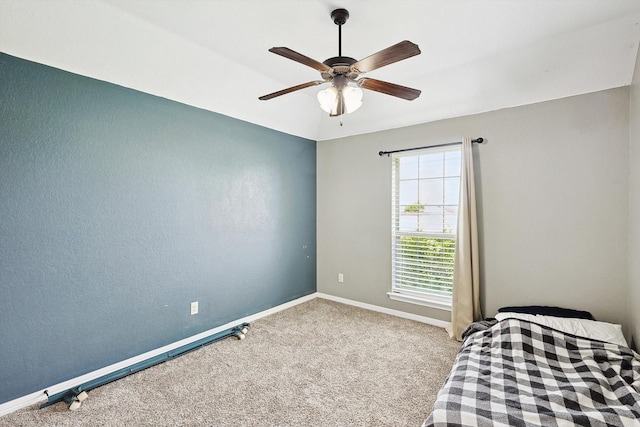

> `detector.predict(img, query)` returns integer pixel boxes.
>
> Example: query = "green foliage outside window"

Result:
[403,203,424,213]
[397,235,455,294]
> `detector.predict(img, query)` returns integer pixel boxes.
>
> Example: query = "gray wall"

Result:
[318,88,629,326]
[0,53,316,404]
[629,45,640,350]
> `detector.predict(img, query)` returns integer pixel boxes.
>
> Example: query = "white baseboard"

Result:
[1,291,448,417]
[0,391,49,419]
[316,293,452,329]
[0,293,316,417]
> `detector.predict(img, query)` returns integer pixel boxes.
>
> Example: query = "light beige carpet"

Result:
[1,298,460,426]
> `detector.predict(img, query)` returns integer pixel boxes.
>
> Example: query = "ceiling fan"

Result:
[259,8,421,118]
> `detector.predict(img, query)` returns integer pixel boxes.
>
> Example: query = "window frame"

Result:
[388,146,461,311]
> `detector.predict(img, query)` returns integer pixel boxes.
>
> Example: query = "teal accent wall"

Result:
[0,53,316,404]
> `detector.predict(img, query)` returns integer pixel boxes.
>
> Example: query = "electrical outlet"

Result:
[190,301,199,315]
[338,273,344,283]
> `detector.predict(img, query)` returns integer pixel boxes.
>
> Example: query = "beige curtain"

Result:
[447,137,482,341]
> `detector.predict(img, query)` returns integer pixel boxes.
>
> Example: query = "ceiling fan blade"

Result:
[269,47,331,72]
[259,81,325,100]
[352,41,421,74]
[359,78,421,100]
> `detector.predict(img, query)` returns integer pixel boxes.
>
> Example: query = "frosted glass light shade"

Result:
[343,85,363,113]
[317,83,363,115]
[317,86,339,113]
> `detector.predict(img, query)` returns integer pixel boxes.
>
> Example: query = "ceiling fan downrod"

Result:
[331,8,349,57]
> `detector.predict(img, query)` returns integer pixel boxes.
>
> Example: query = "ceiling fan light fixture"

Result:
[317,83,363,115]
[342,84,364,114]
[317,86,338,113]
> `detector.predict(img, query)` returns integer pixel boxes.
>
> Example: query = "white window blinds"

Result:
[391,146,461,307]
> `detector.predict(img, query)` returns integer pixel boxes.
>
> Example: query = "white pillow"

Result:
[495,312,628,347]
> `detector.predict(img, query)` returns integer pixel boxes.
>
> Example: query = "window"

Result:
[388,146,461,310]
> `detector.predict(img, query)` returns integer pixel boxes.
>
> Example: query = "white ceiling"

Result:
[1,0,640,141]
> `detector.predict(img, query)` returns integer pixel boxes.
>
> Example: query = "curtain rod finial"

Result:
[473,137,484,143]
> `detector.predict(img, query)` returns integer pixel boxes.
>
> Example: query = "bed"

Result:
[423,308,640,427]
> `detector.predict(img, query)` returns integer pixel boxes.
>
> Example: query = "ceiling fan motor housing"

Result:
[321,56,358,80]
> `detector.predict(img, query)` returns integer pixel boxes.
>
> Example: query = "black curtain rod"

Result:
[378,137,484,157]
